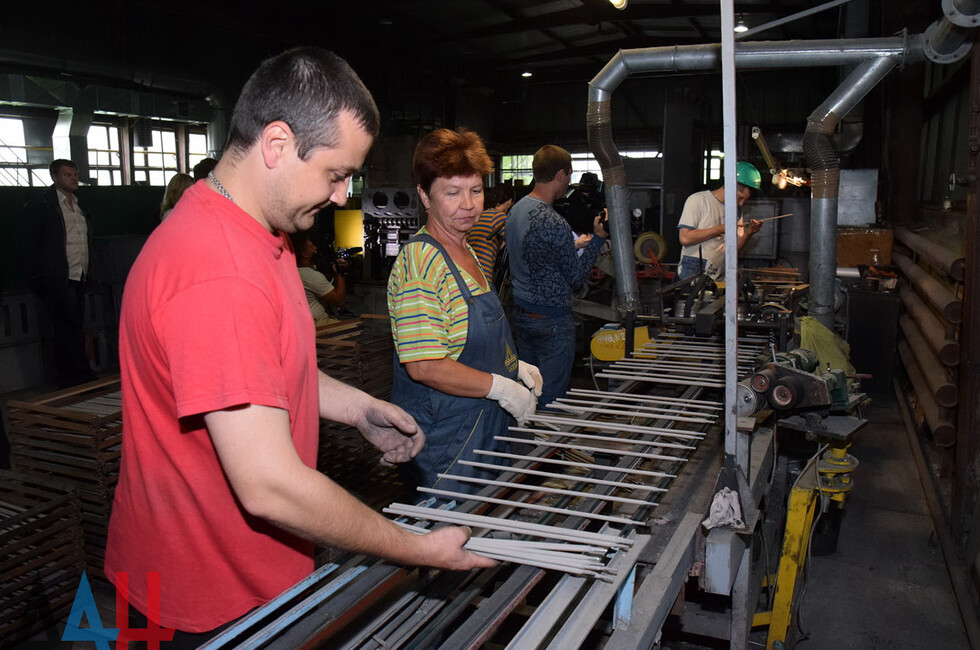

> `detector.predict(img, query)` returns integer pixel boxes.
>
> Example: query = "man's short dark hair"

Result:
[192,158,218,180]
[532,145,571,183]
[225,47,380,161]
[49,159,77,177]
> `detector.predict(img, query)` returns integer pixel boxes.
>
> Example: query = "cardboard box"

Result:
[836,227,893,266]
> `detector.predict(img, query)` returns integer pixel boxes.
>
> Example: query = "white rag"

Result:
[702,487,745,530]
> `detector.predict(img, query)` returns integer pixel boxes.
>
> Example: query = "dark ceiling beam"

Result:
[479,0,586,59]
[451,2,807,41]
[671,0,712,42]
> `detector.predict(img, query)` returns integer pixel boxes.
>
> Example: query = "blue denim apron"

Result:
[392,233,520,496]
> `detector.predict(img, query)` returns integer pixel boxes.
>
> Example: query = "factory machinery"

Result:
[199,328,866,650]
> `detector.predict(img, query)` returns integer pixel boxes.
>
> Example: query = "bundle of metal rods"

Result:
[597,334,769,386]
[395,521,616,580]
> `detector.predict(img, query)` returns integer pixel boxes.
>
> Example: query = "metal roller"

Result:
[737,379,763,417]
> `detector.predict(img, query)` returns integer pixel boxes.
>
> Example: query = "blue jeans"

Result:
[679,255,706,280]
[511,308,575,410]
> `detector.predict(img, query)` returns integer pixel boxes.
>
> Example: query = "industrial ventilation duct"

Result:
[587,7,978,333]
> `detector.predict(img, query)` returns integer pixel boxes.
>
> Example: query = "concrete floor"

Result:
[784,399,971,649]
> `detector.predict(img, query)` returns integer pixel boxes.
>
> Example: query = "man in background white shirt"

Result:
[21,159,95,387]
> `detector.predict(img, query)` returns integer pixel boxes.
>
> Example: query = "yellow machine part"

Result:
[334,209,364,250]
[590,326,653,361]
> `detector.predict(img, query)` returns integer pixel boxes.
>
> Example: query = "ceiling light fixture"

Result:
[734,16,749,33]
[522,71,533,78]
[609,0,628,10]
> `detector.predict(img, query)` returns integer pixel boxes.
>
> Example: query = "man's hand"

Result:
[353,399,425,466]
[744,219,762,236]
[574,233,593,249]
[593,211,609,239]
[517,360,544,397]
[416,526,497,571]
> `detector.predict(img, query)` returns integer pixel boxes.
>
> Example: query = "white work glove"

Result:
[517,360,544,397]
[486,373,537,425]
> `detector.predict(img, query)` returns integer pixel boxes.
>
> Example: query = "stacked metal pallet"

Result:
[6,378,122,578]
[315,315,394,400]
[0,471,85,645]
[314,315,397,483]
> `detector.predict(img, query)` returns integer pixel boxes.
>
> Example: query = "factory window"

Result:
[0,117,47,186]
[704,149,725,184]
[500,155,533,186]
[133,127,179,186]
[87,123,123,186]
[503,150,661,188]
[187,130,209,170]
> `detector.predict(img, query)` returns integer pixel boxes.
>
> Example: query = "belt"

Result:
[515,305,547,319]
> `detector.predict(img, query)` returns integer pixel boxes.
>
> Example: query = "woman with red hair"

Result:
[387,128,542,496]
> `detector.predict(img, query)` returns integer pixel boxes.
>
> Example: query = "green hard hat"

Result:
[736,161,762,190]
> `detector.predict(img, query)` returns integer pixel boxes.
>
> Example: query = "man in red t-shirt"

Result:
[104,47,493,643]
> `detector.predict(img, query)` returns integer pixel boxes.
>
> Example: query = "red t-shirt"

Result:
[104,182,319,632]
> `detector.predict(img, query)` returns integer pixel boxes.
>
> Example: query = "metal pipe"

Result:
[805,56,899,329]
[942,0,980,27]
[586,35,916,329]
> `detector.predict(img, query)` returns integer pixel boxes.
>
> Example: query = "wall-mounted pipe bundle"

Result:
[898,341,956,446]
[894,253,962,323]
[898,315,958,407]
[898,285,961,366]
[895,228,965,281]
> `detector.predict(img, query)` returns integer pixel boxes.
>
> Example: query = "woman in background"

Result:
[159,173,195,221]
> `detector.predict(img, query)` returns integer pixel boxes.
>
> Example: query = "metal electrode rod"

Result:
[596,371,725,388]
[474,450,678,479]
[526,413,706,439]
[494,435,687,463]
[566,388,722,409]
[549,401,715,424]
[458,460,669,493]
[509,426,697,451]
[383,503,632,548]
[435,473,654,507]
[415,487,638,526]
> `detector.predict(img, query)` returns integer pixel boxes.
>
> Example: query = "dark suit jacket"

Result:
[20,186,94,289]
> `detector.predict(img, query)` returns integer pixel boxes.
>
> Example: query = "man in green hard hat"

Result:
[677,160,763,280]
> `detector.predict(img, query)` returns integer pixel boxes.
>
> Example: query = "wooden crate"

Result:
[0,471,85,646]
[315,315,393,400]
[6,377,122,578]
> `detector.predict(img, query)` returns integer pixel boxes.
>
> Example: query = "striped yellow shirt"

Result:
[387,227,489,362]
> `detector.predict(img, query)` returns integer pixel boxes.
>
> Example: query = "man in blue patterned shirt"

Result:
[506,145,607,409]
